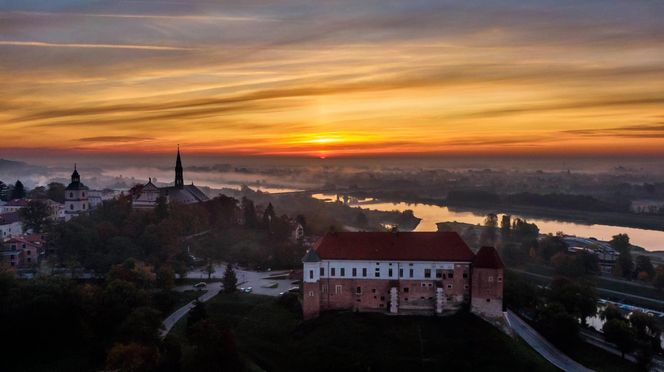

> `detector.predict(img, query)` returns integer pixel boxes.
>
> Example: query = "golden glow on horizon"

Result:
[1,3,664,157]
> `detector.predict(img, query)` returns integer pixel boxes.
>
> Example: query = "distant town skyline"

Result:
[2,1,664,157]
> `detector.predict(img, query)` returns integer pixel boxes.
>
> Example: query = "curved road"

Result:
[507,310,592,372]
[160,282,223,338]
[161,266,294,338]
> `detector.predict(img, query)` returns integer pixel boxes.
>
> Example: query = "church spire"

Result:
[175,145,184,189]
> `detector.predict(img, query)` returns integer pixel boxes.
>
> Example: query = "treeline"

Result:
[447,190,631,213]
[0,259,192,371]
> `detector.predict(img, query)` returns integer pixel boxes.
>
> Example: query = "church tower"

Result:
[64,164,89,221]
[175,146,184,189]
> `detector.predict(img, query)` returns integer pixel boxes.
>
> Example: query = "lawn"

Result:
[173,293,557,372]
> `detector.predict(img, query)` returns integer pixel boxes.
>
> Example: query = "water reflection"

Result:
[311,193,664,252]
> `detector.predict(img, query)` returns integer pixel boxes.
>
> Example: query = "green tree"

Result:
[20,199,52,233]
[28,186,47,199]
[603,319,636,358]
[654,265,664,291]
[47,182,66,203]
[538,235,568,261]
[11,180,25,199]
[241,197,258,228]
[634,255,655,281]
[548,277,598,325]
[600,304,624,322]
[222,263,238,293]
[537,301,580,347]
[119,306,163,344]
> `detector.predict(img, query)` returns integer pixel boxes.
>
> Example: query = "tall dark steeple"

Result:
[71,163,80,184]
[175,145,184,189]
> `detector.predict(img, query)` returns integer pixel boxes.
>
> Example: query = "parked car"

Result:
[280,287,300,296]
[193,282,207,289]
[243,287,253,293]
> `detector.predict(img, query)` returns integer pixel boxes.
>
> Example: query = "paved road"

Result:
[162,266,297,338]
[161,282,223,338]
[506,310,592,372]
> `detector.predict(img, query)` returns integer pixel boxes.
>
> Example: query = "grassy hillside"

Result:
[171,293,556,372]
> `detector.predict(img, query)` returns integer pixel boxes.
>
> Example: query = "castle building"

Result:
[64,165,89,221]
[132,147,209,209]
[302,231,503,320]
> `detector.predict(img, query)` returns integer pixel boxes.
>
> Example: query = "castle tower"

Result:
[64,164,89,221]
[302,249,322,320]
[471,246,504,318]
[175,146,184,189]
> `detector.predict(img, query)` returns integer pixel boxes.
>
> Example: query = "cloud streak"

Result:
[0,40,194,51]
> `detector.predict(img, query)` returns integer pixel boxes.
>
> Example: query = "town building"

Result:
[132,147,209,209]
[302,231,503,320]
[0,198,30,214]
[0,212,23,238]
[0,234,45,268]
[64,165,90,221]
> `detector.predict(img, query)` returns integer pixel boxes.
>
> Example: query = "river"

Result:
[311,193,664,252]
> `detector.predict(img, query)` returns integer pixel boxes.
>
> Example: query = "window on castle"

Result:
[424,269,431,278]
[409,269,414,278]
[388,268,393,277]
[448,272,454,279]
[362,268,367,277]
[399,268,403,277]
[331,268,336,277]
[309,291,314,297]
[463,273,468,279]
[356,286,362,294]
[69,192,73,198]
[335,285,342,294]
[70,204,73,210]
[309,270,313,279]
[340,268,345,277]
[497,276,503,282]
[447,284,452,289]
[374,268,380,277]
[320,267,324,276]
[436,270,443,278]
[322,285,328,293]
[488,276,494,282]
[352,268,357,277]
[403,287,409,293]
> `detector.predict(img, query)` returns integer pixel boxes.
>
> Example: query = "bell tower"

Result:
[174,145,184,189]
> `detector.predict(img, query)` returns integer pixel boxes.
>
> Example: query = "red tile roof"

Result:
[473,246,504,269]
[314,231,474,262]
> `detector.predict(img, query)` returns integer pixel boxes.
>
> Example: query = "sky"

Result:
[1,0,664,158]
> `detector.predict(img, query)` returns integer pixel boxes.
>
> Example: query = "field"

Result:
[170,293,556,372]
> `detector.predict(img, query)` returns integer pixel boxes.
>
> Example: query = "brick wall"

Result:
[470,268,503,318]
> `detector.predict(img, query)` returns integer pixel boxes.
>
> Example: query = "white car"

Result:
[193,282,207,289]
[243,287,253,293]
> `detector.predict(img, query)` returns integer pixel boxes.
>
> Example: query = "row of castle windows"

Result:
[311,267,468,280]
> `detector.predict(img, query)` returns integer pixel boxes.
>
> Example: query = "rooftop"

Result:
[473,246,504,269]
[312,231,475,262]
